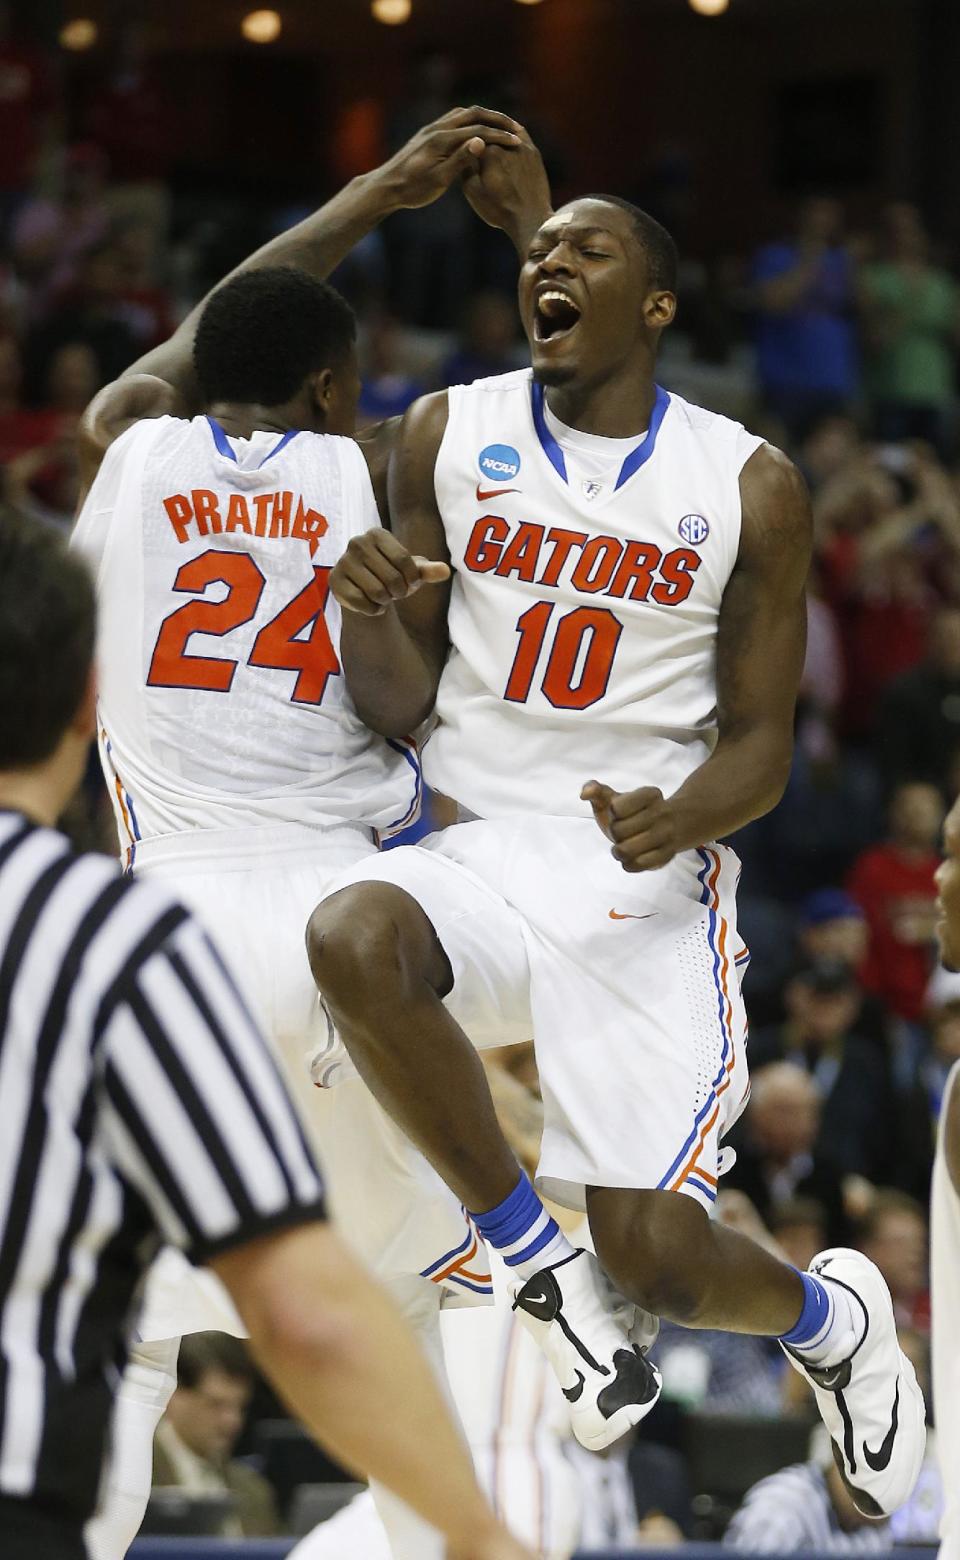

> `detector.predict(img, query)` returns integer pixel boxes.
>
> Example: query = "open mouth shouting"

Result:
[534,286,583,343]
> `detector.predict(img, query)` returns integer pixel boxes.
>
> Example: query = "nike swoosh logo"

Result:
[476,483,520,502]
[563,1370,586,1403]
[863,1379,900,1472]
[608,910,658,922]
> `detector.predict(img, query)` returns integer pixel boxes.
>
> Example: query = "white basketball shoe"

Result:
[782,1248,926,1517]
[510,1248,661,1451]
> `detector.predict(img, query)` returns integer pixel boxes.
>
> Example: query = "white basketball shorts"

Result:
[321,815,751,1213]
[134,822,489,1344]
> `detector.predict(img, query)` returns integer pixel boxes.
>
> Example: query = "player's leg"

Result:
[931,1061,960,1560]
[308,835,658,1451]
[84,1336,180,1560]
[518,827,924,1521]
[309,880,520,1210]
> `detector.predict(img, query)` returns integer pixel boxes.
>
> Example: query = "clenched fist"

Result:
[331,528,450,617]
[582,780,680,872]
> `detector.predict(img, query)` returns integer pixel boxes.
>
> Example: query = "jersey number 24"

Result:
[147,548,338,705]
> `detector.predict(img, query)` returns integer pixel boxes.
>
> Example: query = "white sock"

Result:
[85,1335,180,1560]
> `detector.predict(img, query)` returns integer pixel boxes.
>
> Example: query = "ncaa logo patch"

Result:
[679,513,710,545]
[478,443,521,482]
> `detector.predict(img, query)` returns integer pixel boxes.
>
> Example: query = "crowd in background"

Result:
[3,11,960,1550]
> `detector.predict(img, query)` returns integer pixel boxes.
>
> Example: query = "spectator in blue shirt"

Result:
[752,198,860,438]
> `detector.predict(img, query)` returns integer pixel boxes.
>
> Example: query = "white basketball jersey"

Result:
[73,415,419,859]
[427,368,764,819]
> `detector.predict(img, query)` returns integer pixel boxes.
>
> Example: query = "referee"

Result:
[0,512,530,1560]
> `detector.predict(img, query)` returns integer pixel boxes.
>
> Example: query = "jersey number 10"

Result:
[505,602,623,709]
[147,548,338,705]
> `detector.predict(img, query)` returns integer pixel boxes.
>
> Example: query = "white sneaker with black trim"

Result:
[510,1248,661,1451]
[782,1248,926,1517]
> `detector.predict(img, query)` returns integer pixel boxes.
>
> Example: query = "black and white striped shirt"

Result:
[723,1461,891,1552]
[0,809,326,1534]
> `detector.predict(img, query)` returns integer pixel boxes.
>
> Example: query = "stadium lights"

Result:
[514,0,547,7]
[59,18,98,50]
[241,9,283,43]
[372,0,412,21]
[688,0,730,13]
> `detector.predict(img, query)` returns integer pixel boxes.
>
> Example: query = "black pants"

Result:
[0,1497,87,1560]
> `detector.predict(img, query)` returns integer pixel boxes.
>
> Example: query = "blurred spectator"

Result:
[848,781,944,1023]
[752,961,893,1183]
[795,890,890,1046]
[723,1427,890,1553]
[877,605,960,795]
[726,1063,850,1246]
[22,238,144,402]
[12,143,110,320]
[861,203,960,456]
[0,332,62,462]
[0,2,57,233]
[82,22,174,195]
[797,413,863,494]
[768,1197,828,1272]
[154,1333,283,1538]
[439,290,522,387]
[857,1190,930,1331]
[358,314,425,426]
[751,198,859,439]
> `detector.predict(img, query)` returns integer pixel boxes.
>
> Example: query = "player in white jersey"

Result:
[308,194,926,1515]
[73,111,551,1560]
[932,797,960,1560]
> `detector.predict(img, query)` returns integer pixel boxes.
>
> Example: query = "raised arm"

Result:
[585,444,812,869]
[76,108,526,499]
[330,392,452,735]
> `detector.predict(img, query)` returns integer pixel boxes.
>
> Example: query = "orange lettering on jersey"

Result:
[225,493,253,535]
[192,490,222,537]
[292,498,329,556]
[651,547,701,606]
[464,515,509,572]
[607,540,662,602]
[253,493,272,538]
[163,494,193,544]
[269,491,291,539]
[571,535,621,594]
[537,528,588,588]
[494,521,545,582]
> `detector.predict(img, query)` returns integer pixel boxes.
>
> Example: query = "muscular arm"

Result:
[670,446,811,842]
[75,107,538,496]
[586,445,812,869]
[333,393,452,736]
[213,1221,525,1560]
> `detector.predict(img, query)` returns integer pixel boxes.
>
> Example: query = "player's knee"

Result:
[588,1188,713,1324]
[307,883,437,1014]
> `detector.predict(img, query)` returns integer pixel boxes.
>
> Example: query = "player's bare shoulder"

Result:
[78,374,184,507]
[738,441,813,582]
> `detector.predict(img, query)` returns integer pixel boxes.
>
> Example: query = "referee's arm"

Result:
[98,910,522,1560]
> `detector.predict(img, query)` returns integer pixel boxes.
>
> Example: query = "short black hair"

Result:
[0,510,96,768]
[177,1333,254,1391]
[581,195,679,292]
[193,267,356,407]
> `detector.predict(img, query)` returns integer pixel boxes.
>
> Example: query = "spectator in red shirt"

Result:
[848,781,944,1022]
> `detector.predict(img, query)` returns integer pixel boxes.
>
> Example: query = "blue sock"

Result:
[470,1173,574,1282]
[780,1272,832,1347]
[780,1270,861,1364]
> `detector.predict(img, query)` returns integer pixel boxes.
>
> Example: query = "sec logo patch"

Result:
[478,443,521,481]
[679,513,710,545]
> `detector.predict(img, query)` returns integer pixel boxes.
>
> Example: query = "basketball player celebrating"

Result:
[74,111,550,1560]
[933,799,960,1560]
[309,197,927,1515]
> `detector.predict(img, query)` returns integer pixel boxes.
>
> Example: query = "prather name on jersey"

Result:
[160,487,329,555]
